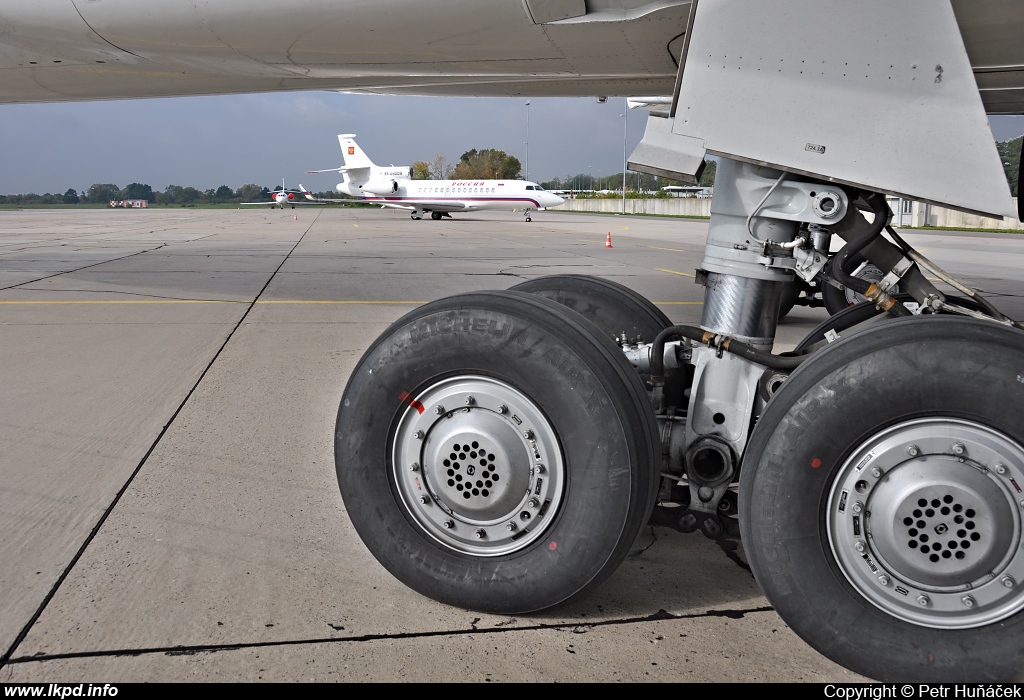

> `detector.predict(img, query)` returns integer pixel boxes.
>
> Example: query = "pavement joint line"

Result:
[3,605,775,665]
[0,211,323,672]
[648,246,692,254]
[0,243,169,292]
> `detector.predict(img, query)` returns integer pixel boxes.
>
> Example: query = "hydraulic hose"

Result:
[649,325,806,383]
[831,193,887,294]
[830,193,912,317]
[885,225,1020,327]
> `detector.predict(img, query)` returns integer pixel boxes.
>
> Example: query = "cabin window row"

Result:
[418,187,498,195]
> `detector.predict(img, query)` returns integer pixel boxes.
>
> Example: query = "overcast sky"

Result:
[0,91,1021,195]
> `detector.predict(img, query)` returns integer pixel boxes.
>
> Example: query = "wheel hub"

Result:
[828,418,1024,628]
[392,376,564,556]
[424,415,529,521]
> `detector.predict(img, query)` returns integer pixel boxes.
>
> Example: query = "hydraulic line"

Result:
[745,171,788,241]
[830,193,912,317]
[649,325,806,384]
[884,225,1020,327]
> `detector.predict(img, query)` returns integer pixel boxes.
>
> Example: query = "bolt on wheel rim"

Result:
[828,418,1024,629]
[392,376,565,556]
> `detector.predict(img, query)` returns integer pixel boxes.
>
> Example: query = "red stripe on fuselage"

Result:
[366,197,542,208]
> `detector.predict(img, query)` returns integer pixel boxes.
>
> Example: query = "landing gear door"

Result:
[662,0,1016,219]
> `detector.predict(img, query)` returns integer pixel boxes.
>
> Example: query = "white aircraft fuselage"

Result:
[239,181,319,209]
[367,180,565,213]
[314,135,564,219]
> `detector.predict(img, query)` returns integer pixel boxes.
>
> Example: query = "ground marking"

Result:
[0,299,427,305]
[656,268,696,278]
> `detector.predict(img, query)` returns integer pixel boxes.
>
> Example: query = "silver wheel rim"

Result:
[392,376,565,556]
[828,418,1024,628]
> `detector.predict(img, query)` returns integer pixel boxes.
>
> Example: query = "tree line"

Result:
[998,135,1021,197]
[0,183,335,206]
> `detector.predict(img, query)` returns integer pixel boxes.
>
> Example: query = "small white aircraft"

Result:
[240,180,321,209]
[307,135,564,221]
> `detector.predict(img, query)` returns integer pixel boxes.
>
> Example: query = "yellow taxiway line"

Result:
[656,268,696,278]
[0,298,701,306]
[0,299,428,305]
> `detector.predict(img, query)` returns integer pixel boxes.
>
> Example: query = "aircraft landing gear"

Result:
[430,211,442,220]
[523,209,533,222]
[335,154,1024,681]
[335,291,659,613]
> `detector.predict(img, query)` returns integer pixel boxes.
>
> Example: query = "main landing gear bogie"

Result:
[335,148,1024,680]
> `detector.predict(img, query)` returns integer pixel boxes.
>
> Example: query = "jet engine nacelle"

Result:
[361,179,401,196]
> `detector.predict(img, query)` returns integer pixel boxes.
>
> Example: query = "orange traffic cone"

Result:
[604,231,613,248]
[293,213,298,221]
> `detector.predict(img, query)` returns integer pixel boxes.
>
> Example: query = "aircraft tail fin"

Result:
[338,134,375,170]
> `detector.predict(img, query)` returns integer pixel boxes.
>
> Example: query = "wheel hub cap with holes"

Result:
[392,376,565,556]
[828,418,1024,628]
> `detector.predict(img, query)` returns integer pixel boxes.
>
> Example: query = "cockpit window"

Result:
[525,185,535,190]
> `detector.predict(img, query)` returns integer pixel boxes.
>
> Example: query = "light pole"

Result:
[622,99,628,215]
[525,100,530,182]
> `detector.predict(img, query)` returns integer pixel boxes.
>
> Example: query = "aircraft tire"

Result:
[335,290,659,613]
[739,316,1024,681]
[431,212,442,220]
[510,274,672,343]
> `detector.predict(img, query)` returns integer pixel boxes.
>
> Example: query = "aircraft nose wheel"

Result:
[740,316,1024,681]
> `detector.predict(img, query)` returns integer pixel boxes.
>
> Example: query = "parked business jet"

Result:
[307,135,564,221]
[239,180,321,209]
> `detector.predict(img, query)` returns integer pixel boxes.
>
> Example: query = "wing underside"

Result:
[1,0,1019,113]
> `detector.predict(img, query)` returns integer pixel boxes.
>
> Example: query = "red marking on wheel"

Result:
[549,542,557,551]
[1011,477,1022,494]
[398,390,425,414]
[811,458,822,469]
